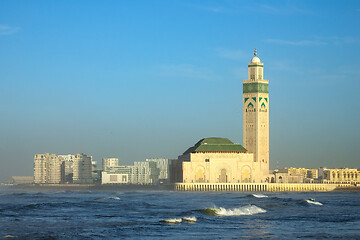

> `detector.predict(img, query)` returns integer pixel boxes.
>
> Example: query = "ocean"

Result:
[0,187,359,239]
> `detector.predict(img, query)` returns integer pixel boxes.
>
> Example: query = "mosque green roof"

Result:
[182,137,247,155]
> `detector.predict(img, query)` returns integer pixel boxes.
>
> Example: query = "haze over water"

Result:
[1,187,359,239]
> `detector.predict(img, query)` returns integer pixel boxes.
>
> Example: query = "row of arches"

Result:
[176,183,267,192]
[193,166,252,183]
[175,183,344,192]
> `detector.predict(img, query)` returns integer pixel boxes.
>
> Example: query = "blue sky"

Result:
[0,0,359,181]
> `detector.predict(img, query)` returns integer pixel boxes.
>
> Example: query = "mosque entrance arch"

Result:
[241,166,251,183]
[219,169,228,183]
[195,166,205,183]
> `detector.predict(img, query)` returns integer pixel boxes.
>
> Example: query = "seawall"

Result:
[174,183,351,192]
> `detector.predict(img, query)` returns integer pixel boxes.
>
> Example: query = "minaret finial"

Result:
[254,48,257,56]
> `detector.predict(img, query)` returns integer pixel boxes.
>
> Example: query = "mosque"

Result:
[171,50,270,183]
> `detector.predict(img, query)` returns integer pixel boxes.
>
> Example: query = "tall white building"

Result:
[35,153,93,184]
[34,153,62,184]
[73,153,93,183]
[243,49,269,179]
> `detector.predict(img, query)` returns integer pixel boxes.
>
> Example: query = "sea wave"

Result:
[252,194,268,198]
[305,199,323,205]
[201,205,266,216]
[160,218,182,224]
[94,196,121,201]
[182,216,197,222]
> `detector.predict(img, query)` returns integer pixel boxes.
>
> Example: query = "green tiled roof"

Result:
[183,137,247,155]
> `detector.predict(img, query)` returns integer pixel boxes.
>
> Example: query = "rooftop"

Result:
[182,137,247,155]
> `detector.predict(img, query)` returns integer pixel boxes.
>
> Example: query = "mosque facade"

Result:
[171,50,270,183]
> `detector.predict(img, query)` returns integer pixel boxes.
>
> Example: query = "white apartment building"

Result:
[34,153,62,184]
[102,173,129,184]
[73,153,93,183]
[34,153,93,184]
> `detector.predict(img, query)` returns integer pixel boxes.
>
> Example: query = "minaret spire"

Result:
[243,50,269,181]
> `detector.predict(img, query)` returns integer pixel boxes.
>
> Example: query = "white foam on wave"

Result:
[305,199,323,205]
[213,205,266,216]
[252,194,268,198]
[108,196,121,200]
[4,235,16,239]
[182,216,197,222]
[160,218,182,224]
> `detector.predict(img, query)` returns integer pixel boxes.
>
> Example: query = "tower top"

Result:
[251,48,261,63]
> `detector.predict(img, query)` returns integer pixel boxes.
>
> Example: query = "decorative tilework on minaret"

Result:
[243,49,269,179]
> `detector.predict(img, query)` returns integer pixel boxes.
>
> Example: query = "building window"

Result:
[110,175,118,182]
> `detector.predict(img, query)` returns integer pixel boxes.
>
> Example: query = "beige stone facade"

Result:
[321,168,360,184]
[286,168,318,178]
[274,168,319,183]
[181,151,264,183]
[173,137,271,184]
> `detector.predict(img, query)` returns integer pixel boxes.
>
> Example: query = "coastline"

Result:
[3,183,360,192]
[333,186,360,192]
[3,183,174,191]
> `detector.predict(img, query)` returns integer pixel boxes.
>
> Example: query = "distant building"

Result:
[58,154,75,183]
[102,165,132,184]
[320,168,360,185]
[34,153,93,184]
[34,153,62,184]
[7,176,34,185]
[73,153,93,183]
[273,168,319,183]
[273,171,303,183]
[101,161,161,185]
[146,158,170,182]
[134,161,158,184]
[102,158,119,170]
[286,168,318,179]
[48,154,62,184]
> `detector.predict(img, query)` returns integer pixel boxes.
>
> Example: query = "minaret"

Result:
[243,49,269,179]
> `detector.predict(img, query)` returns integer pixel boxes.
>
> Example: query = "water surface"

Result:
[0,187,359,239]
